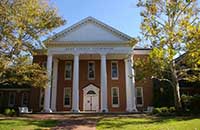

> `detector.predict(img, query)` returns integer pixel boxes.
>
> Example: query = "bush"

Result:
[181,94,200,114]
[4,108,16,116]
[152,107,176,116]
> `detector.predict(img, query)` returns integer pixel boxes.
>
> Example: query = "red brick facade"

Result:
[27,54,153,112]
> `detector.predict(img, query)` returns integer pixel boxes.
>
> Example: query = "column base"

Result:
[101,108,108,113]
[126,107,138,112]
[71,109,80,113]
[42,108,52,113]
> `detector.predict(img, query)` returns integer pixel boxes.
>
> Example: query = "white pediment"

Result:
[49,17,131,43]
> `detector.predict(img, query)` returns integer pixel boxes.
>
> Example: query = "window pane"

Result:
[113,97,118,105]
[9,93,15,106]
[22,93,28,106]
[136,88,143,105]
[112,62,118,78]
[64,88,71,106]
[136,88,142,97]
[112,88,119,106]
[88,62,95,79]
[137,97,143,105]
[65,62,72,79]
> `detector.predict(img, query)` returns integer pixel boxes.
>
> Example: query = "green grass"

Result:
[0,119,58,130]
[97,117,200,130]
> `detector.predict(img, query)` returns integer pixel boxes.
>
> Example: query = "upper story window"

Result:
[111,87,119,107]
[65,61,72,80]
[111,61,118,80]
[64,87,71,107]
[21,92,29,107]
[88,61,95,80]
[136,87,143,106]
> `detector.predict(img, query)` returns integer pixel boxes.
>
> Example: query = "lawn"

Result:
[0,119,58,130]
[0,115,199,130]
[97,116,200,130]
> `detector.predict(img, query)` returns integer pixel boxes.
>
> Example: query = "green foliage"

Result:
[153,79,174,107]
[181,94,200,113]
[0,0,64,88]
[0,0,65,58]
[152,107,176,116]
[4,108,16,116]
[136,0,200,109]
[0,56,48,88]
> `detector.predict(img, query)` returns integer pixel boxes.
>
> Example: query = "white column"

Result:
[72,53,80,112]
[51,59,58,111]
[100,53,108,112]
[125,55,137,112]
[44,54,53,113]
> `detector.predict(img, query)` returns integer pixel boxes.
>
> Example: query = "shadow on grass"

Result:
[0,119,58,130]
[97,116,200,129]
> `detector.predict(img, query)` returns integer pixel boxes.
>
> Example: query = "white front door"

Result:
[83,84,99,112]
[85,92,98,111]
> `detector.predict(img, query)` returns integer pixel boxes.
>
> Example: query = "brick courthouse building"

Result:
[0,17,154,112]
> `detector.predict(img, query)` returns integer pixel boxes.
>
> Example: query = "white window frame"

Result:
[111,61,119,80]
[64,87,71,107]
[136,87,144,107]
[8,92,16,107]
[111,87,120,108]
[88,61,95,80]
[21,92,29,107]
[64,61,72,80]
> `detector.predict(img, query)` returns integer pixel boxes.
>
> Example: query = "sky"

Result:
[50,0,142,38]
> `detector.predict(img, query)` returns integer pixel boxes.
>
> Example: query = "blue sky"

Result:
[50,0,141,38]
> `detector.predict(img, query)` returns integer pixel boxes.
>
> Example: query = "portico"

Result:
[42,17,138,113]
[43,47,137,112]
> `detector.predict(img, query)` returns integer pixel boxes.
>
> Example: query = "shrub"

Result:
[4,108,16,116]
[181,94,200,114]
[152,107,176,116]
[4,108,11,116]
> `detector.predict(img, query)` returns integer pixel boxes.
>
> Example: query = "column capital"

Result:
[100,53,107,58]
[73,53,80,56]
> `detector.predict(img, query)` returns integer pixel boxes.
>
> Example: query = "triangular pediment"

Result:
[48,17,131,43]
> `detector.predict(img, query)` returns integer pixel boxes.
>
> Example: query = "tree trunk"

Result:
[171,64,182,110]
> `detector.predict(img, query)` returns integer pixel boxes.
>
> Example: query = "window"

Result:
[112,87,119,107]
[64,87,71,107]
[8,92,16,107]
[111,61,118,79]
[136,87,143,106]
[21,92,29,106]
[65,61,72,80]
[39,89,44,109]
[88,61,95,80]
[42,61,47,68]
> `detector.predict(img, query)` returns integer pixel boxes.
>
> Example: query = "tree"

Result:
[136,0,200,109]
[0,56,48,88]
[0,0,65,58]
[0,0,65,87]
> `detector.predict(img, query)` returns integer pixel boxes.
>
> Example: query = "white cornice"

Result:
[45,17,132,44]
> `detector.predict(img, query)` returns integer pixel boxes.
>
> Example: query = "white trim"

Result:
[63,87,71,108]
[83,84,100,112]
[136,87,144,107]
[8,92,16,107]
[111,87,120,108]
[64,61,72,80]
[111,61,119,80]
[46,16,131,43]
[88,61,95,80]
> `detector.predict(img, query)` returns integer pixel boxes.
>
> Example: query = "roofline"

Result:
[44,16,132,43]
